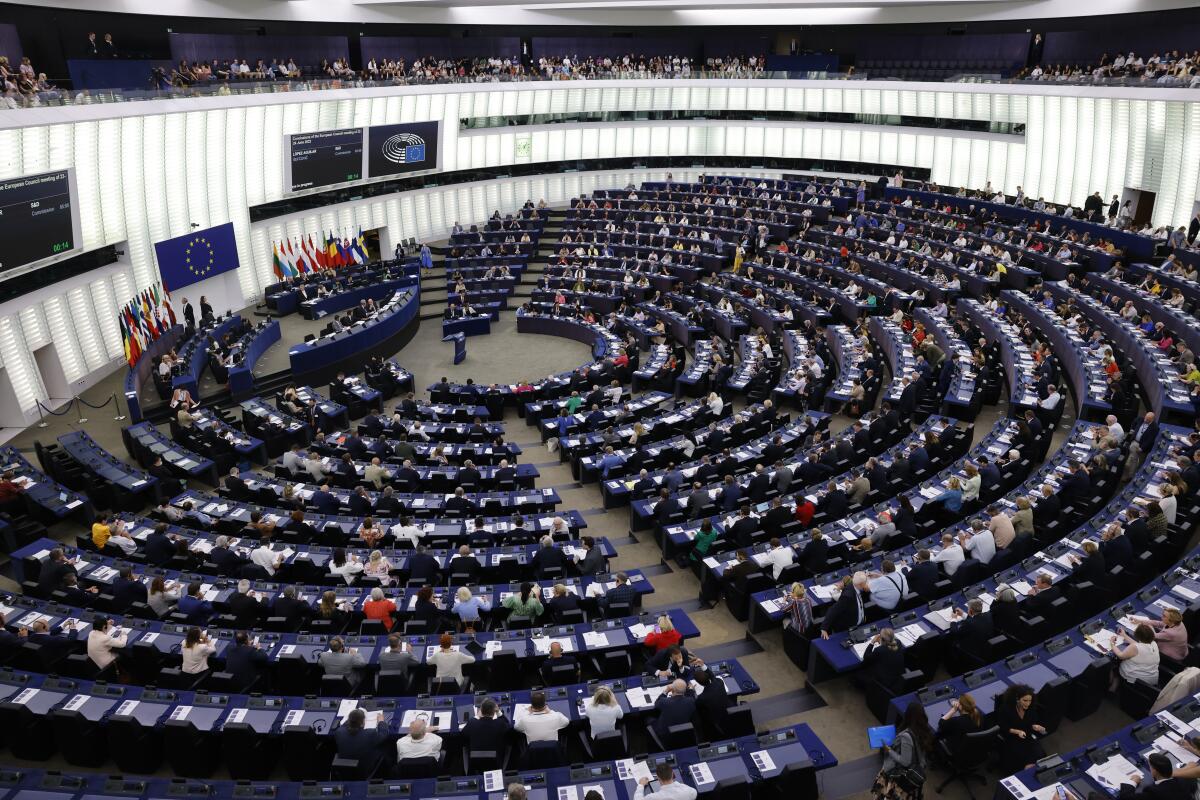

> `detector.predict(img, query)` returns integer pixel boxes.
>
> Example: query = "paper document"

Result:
[750,750,777,773]
[689,762,715,785]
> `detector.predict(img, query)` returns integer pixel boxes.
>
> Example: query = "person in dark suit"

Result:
[574,536,606,576]
[531,536,569,577]
[461,697,511,753]
[1022,573,1060,615]
[142,524,177,566]
[761,435,787,467]
[272,586,313,626]
[818,481,848,519]
[311,485,341,515]
[58,574,97,608]
[908,445,930,474]
[820,573,868,639]
[546,584,580,621]
[694,666,733,737]
[862,628,906,693]
[978,457,1002,489]
[1069,540,1106,586]
[209,535,248,574]
[373,487,403,517]
[722,550,759,594]
[906,550,941,599]
[223,630,269,690]
[495,460,517,487]
[800,531,831,575]
[228,579,265,625]
[897,377,919,419]
[718,475,743,513]
[603,572,639,611]
[37,548,77,595]
[177,581,214,624]
[685,483,708,520]
[200,296,215,322]
[348,487,373,518]
[1032,485,1061,528]
[182,297,196,330]
[450,545,483,583]
[1132,412,1160,454]
[111,566,148,610]
[728,506,760,548]
[408,546,443,584]
[223,468,249,499]
[445,487,476,516]
[1099,521,1134,567]
[763,497,793,538]
[333,708,389,772]
[1117,752,1195,800]
[1061,462,1091,506]
[652,679,698,738]
[747,465,771,503]
[947,598,994,654]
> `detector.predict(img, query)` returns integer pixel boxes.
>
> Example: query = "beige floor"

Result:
[0,289,1177,799]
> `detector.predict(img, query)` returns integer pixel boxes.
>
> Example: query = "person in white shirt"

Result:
[251,538,284,576]
[181,627,217,674]
[395,718,443,760]
[1040,387,1061,410]
[87,616,128,669]
[582,685,625,737]
[764,537,795,580]
[635,762,698,800]
[960,524,997,564]
[1105,415,1125,444]
[281,445,304,475]
[514,689,569,743]
[932,532,965,576]
[392,516,424,547]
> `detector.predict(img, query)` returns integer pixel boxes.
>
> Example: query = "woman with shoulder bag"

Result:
[872,701,933,799]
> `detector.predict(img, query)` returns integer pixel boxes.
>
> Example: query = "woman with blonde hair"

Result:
[1132,606,1189,662]
[452,586,492,625]
[642,614,682,652]
[363,549,394,585]
[937,692,983,741]
[583,684,625,736]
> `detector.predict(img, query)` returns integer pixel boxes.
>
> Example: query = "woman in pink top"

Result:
[1133,607,1189,663]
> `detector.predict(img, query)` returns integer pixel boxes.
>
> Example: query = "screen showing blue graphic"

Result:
[367,120,440,178]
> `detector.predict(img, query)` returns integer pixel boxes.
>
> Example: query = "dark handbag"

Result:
[885,731,927,791]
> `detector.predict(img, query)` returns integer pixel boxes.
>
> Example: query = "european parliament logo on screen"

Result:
[368,121,440,179]
[154,222,241,292]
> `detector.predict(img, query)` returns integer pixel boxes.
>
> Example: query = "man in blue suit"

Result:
[311,484,341,515]
[718,475,742,512]
[652,679,697,738]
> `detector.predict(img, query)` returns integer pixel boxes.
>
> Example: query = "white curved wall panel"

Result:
[0,79,1197,421]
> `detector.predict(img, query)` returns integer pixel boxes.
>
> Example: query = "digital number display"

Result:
[0,170,77,272]
[288,128,365,192]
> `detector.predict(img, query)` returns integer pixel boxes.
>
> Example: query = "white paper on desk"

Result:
[690,762,716,786]
[278,644,296,656]
[615,759,653,783]
[751,750,777,773]
[897,623,926,647]
[627,623,652,639]
[61,694,88,712]
[557,787,580,800]
[1000,778,1033,800]
[226,708,248,725]
[811,584,836,601]
[1085,754,1142,794]
[11,688,38,705]
[1085,629,1120,654]
[581,786,604,800]
[0,603,16,619]
[483,770,505,793]
[115,700,140,717]
[1157,711,1196,736]
[16,612,51,629]
[1011,581,1033,596]
[583,631,609,649]
[760,598,784,614]
[170,706,192,721]
[1151,734,1197,767]
[1172,584,1200,601]
[852,641,871,661]
[282,710,305,727]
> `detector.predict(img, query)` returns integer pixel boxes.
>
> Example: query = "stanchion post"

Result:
[75,397,88,424]
[36,401,48,429]
[112,393,127,421]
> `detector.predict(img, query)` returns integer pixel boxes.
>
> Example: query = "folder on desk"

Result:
[868,725,897,748]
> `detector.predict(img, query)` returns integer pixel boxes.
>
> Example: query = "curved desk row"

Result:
[228,321,282,401]
[123,325,186,424]
[288,285,420,381]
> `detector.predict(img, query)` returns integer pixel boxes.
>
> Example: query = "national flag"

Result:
[272,244,285,280]
[308,234,326,269]
[337,238,351,267]
[326,233,341,268]
[352,227,369,264]
[119,314,132,367]
[141,291,159,339]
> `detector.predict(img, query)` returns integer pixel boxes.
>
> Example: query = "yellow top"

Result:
[91,522,111,549]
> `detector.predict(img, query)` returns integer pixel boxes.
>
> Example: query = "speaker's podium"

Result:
[442,332,467,364]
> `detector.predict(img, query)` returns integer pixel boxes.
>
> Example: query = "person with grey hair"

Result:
[531,534,569,577]
[395,717,443,760]
[228,578,264,624]
[318,637,366,689]
[991,585,1020,637]
[821,572,869,639]
[506,784,529,800]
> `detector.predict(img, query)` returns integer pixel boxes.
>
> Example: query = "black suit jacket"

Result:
[143,532,176,566]
[653,693,698,736]
[1118,778,1196,800]
[111,578,148,609]
[950,611,995,652]
[532,547,569,576]
[229,592,265,624]
[747,473,771,502]
[906,562,941,599]
[821,588,864,634]
[224,644,269,688]
[462,716,511,753]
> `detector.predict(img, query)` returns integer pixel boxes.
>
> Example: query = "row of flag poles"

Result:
[118,282,177,368]
[271,229,371,279]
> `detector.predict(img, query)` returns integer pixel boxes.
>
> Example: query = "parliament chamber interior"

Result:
[0,1,1200,799]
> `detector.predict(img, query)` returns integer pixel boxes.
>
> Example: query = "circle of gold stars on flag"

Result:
[185,236,215,278]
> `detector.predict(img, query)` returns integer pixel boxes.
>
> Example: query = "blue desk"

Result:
[288,286,419,378]
[0,447,91,524]
[443,316,491,338]
[122,422,217,486]
[123,324,185,423]
[57,431,159,499]
[172,315,242,400]
[228,320,281,400]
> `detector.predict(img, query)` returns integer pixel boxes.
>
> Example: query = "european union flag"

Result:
[154,221,241,292]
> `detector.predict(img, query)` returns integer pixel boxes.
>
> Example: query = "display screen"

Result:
[287,128,364,191]
[0,169,79,273]
[366,121,440,179]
